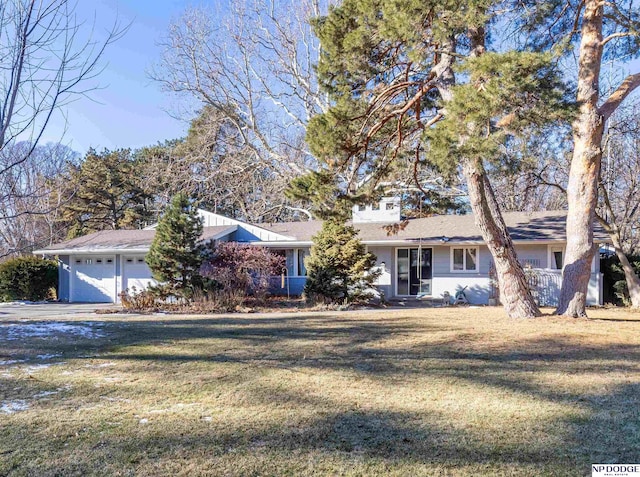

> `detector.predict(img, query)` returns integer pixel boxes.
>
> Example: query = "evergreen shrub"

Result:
[304,220,380,304]
[0,256,58,301]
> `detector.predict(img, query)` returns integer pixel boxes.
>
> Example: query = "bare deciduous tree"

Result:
[0,0,124,168]
[0,141,78,257]
[554,0,640,316]
[597,102,640,307]
[150,0,334,221]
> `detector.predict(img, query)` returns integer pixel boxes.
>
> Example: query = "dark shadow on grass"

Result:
[2,313,640,473]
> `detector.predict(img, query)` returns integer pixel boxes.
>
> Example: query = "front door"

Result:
[397,248,433,296]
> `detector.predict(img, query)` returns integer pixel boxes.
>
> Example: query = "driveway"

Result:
[0,302,120,320]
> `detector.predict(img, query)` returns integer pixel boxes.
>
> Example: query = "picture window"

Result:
[451,247,478,272]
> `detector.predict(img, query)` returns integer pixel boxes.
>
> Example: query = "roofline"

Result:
[249,238,611,247]
[32,225,238,256]
[33,247,151,255]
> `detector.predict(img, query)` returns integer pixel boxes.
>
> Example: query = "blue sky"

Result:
[41,0,194,154]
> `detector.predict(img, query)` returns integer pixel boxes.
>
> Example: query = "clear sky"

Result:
[41,0,194,154]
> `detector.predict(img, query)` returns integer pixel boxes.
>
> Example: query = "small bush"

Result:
[119,287,158,311]
[200,242,285,305]
[0,256,58,301]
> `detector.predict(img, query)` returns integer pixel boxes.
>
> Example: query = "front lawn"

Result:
[1,307,639,476]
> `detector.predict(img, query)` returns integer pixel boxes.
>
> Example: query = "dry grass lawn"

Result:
[1,306,639,476]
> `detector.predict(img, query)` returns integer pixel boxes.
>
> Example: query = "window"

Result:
[372,202,380,211]
[273,249,295,275]
[358,204,366,211]
[386,202,395,210]
[550,246,564,270]
[298,249,310,276]
[85,259,92,265]
[451,247,478,272]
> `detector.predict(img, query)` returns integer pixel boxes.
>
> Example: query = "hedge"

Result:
[0,256,58,302]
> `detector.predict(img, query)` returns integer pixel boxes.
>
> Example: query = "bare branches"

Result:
[0,0,125,175]
[150,0,331,179]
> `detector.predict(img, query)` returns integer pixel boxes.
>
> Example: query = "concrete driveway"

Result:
[0,302,120,319]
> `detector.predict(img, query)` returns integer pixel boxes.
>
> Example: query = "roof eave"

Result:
[33,247,151,255]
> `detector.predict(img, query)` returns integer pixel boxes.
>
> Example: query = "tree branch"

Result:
[599,72,640,121]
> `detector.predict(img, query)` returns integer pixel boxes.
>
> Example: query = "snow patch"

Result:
[33,390,59,398]
[1,400,29,414]
[0,359,25,366]
[0,322,106,341]
[36,354,62,360]
[27,362,66,372]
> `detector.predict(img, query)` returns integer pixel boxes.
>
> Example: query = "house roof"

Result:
[33,225,237,254]
[33,210,610,255]
[260,210,610,245]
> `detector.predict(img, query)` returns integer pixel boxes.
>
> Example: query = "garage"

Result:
[122,255,156,294]
[30,220,244,303]
[71,256,116,303]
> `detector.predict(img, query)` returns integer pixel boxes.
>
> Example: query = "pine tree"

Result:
[60,148,152,238]
[145,193,204,297]
[304,220,379,304]
[300,0,573,318]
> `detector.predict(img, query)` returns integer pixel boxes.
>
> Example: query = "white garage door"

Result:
[72,256,116,303]
[122,256,156,294]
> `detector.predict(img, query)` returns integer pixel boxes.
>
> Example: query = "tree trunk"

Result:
[556,0,604,317]
[463,158,541,318]
[606,225,640,308]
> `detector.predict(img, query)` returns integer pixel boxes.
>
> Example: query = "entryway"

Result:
[396,248,432,297]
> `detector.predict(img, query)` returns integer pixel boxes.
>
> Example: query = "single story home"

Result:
[33,200,608,306]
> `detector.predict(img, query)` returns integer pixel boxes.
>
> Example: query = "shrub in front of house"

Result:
[199,242,286,310]
[304,219,380,305]
[0,256,58,301]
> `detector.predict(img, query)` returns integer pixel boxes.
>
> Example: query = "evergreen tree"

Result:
[145,193,204,297]
[60,148,152,238]
[304,220,380,304]
[299,0,572,318]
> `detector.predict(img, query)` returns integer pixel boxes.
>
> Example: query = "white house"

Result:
[33,205,608,306]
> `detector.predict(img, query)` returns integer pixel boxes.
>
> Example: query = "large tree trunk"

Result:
[438,26,540,318]
[556,0,604,317]
[464,158,541,318]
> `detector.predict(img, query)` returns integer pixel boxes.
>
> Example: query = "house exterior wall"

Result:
[369,244,602,306]
[115,254,122,301]
[368,246,393,299]
[270,276,306,296]
[58,255,70,301]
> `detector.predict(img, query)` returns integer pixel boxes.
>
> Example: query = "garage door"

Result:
[123,256,156,294]
[72,256,116,303]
